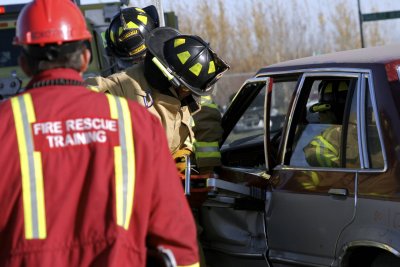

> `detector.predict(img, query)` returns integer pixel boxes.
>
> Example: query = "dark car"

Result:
[199,44,400,267]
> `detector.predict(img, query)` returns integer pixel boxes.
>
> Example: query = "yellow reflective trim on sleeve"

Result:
[11,94,46,240]
[194,141,220,159]
[174,38,186,47]
[316,135,338,155]
[202,103,218,109]
[196,151,221,158]
[177,51,191,64]
[189,63,202,76]
[310,140,324,166]
[194,141,219,148]
[106,95,135,230]
[177,263,200,267]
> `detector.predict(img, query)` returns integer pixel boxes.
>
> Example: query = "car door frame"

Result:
[262,68,375,266]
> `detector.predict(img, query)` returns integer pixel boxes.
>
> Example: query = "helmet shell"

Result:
[105,7,155,61]
[163,36,217,94]
[14,0,91,46]
[146,27,230,96]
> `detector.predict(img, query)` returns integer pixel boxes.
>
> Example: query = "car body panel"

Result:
[201,44,400,267]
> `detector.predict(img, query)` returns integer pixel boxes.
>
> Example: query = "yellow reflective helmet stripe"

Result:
[126,21,139,29]
[106,94,135,230]
[137,14,148,25]
[177,51,191,64]
[174,38,186,47]
[189,63,202,76]
[208,60,216,74]
[11,94,46,240]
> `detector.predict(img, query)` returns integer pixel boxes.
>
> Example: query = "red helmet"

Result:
[14,0,92,46]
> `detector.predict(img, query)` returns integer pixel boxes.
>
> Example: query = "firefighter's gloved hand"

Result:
[173,149,191,174]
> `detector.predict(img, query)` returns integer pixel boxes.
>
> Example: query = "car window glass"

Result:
[223,80,296,149]
[224,85,266,148]
[270,80,297,135]
[288,77,360,169]
[366,81,384,169]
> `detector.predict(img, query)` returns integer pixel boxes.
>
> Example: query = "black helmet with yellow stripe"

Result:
[105,6,158,63]
[146,27,229,96]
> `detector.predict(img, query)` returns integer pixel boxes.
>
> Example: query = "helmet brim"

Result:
[143,5,160,28]
[146,27,181,68]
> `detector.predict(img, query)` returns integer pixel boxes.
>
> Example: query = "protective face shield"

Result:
[146,27,230,96]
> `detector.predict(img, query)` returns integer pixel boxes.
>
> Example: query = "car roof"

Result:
[258,44,400,74]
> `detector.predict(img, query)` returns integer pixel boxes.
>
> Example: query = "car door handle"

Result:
[328,188,348,196]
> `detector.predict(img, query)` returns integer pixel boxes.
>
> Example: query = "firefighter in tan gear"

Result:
[85,11,229,267]
[86,17,229,170]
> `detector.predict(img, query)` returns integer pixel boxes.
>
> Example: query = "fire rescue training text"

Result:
[32,118,118,148]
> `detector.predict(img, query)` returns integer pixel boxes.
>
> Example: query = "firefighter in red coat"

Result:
[0,0,199,266]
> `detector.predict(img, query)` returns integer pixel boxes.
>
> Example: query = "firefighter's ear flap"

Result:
[143,5,160,28]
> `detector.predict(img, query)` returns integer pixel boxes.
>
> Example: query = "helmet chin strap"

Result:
[181,95,201,114]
